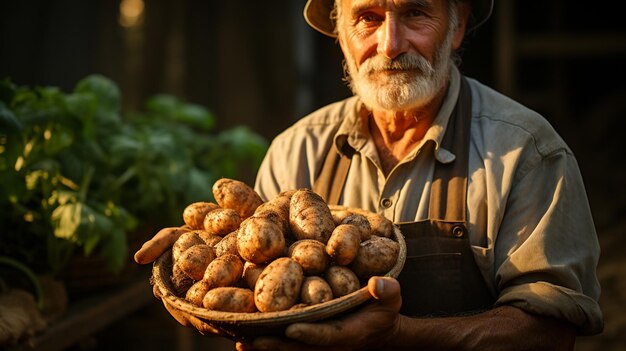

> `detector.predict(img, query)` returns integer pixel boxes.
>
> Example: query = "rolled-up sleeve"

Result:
[493,149,603,335]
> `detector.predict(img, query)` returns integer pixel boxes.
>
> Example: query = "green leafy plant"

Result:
[0,75,267,276]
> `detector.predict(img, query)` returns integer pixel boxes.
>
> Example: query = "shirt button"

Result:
[381,198,392,208]
[452,225,465,238]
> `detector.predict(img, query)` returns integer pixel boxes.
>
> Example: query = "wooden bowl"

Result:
[151,215,406,342]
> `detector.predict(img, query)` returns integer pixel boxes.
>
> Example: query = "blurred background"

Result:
[1,0,625,350]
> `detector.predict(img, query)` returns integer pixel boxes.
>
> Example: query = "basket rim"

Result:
[152,210,406,326]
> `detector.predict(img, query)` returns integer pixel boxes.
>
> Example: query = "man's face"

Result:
[336,0,467,112]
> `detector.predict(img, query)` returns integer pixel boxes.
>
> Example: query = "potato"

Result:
[183,202,220,229]
[134,226,190,265]
[326,224,361,266]
[198,231,223,247]
[242,261,266,290]
[203,208,241,236]
[288,239,329,275]
[177,244,216,281]
[350,236,399,280]
[254,201,290,236]
[202,287,257,312]
[359,211,394,238]
[172,230,206,263]
[278,189,297,198]
[332,209,354,226]
[300,276,333,305]
[252,210,289,238]
[254,257,304,312]
[203,253,244,289]
[214,231,239,257]
[212,178,264,219]
[185,280,211,306]
[341,214,372,241]
[289,189,335,243]
[325,265,360,298]
[237,216,285,264]
[170,263,194,296]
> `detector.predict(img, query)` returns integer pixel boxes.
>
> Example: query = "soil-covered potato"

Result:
[237,216,285,264]
[203,253,244,289]
[177,244,216,281]
[325,265,360,298]
[326,224,361,266]
[360,211,394,238]
[183,202,220,230]
[331,209,354,226]
[198,231,223,247]
[289,189,335,243]
[300,276,333,305]
[288,239,330,275]
[214,231,239,257]
[341,214,372,241]
[254,191,293,236]
[172,230,206,263]
[254,257,304,312]
[203,208,241,236]
[242,261,266,290]
[251,210,289,242]
[212,178,264,219]
[185,280,211,306]
[350,236,399,280]
[170,263,194,296]
[202,287,257,313]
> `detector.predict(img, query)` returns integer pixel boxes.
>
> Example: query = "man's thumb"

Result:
[367,276,401,303]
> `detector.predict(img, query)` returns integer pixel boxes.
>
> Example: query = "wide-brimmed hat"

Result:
[304,0,494,37]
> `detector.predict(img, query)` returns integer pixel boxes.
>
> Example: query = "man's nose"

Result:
[377,16,407,59]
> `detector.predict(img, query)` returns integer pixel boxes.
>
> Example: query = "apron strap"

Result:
[428,76,472,222]
[313,143,352,205]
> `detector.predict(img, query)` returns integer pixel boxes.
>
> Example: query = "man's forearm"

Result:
[387,305,576,351]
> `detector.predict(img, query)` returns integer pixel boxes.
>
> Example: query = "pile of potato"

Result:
[169,178,400,313]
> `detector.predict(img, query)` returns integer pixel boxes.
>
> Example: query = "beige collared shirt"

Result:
[254,66,603,334]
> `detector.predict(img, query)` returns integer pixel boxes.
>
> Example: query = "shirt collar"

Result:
[333,65,462,164]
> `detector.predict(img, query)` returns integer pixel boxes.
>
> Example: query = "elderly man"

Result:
[136,0,603,349]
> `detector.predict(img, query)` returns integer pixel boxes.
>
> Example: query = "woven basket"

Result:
[151,214,406,342]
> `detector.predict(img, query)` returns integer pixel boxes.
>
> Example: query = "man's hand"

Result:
[134,227,190,264]
[236,276,402,351]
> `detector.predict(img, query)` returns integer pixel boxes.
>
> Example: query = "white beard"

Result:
[343,31,455,112]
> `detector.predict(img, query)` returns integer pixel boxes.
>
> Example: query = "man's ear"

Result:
[452,1,471,50]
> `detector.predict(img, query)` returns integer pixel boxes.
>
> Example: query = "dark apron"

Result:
[313,78,494,316]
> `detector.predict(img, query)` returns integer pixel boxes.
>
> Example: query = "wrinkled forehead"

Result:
[337,0,443,20]
[340,0,439,11]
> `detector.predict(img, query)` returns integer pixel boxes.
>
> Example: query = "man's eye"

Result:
[359,13,380,23]
[406,9,424,17]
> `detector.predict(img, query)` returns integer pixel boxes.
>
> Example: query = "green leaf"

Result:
[51,202,83,240]
[65,92,97,138]
[0,78,16,104]
[73,75,121,114]
[0,102,22,132]
[42,125,74,156]
[145,94,215,130]
[145,94,177,119]
[175,102,215,130]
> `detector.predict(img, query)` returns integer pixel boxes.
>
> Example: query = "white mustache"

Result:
[361,53,435,76]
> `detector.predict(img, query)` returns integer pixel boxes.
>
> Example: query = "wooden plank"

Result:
[10,268,154,351]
